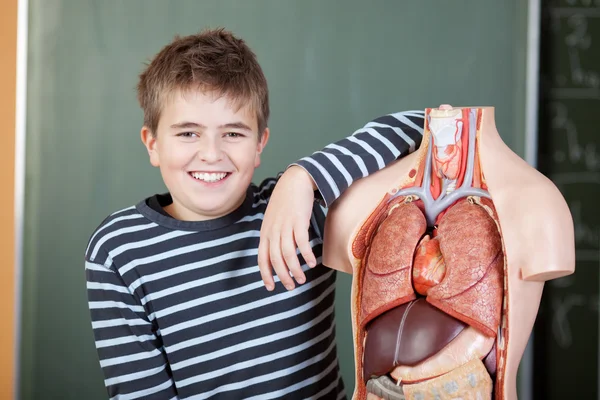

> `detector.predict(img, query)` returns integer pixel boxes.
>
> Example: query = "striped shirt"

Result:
[85,110,424,399]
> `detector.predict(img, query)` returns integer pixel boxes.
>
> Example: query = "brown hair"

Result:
[137,28,269,136]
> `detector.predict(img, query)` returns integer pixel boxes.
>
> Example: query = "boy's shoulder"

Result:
[84,200,150,267]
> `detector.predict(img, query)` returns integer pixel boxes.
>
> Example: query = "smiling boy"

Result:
[141,91,269,222]
[85,28,423,399]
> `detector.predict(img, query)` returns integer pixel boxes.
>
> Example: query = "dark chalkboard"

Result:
[534,1,600,399]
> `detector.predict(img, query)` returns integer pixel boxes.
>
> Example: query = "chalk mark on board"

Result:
[550,11,599,88]
[570,200,600,248]
[568,13,599,88]
[565,14,591,50]
[551,102,600,172]
[552,294,586,348]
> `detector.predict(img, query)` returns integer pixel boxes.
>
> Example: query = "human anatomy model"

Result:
[322,105,576,400]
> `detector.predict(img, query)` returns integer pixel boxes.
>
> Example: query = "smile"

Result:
[189,172,230,183]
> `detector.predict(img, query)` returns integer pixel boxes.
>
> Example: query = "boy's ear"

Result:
[141,126,160,167]
[255,128,270,168]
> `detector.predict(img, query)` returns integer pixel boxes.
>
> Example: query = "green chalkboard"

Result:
[20,1,528,399]
[534,1,600,399]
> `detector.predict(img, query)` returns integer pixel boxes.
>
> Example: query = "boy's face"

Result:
[141,90,269,221]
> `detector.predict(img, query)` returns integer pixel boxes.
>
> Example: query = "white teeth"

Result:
[191,172,228,182]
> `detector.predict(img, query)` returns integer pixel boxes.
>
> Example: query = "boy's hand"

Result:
[258,166,319,291]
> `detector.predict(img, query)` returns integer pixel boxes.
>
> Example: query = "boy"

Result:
[85,28,424,399]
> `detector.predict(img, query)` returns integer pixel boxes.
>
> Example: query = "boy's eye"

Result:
[177,132,197,138]
[225,132,243,138]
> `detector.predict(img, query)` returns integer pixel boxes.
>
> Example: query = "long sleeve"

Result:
[291,110,424,207]
[86,260,179,400]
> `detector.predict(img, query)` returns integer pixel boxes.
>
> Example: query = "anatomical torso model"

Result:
[322,105,576,400]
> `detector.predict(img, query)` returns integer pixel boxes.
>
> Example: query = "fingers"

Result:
[260,224,315,291]
[258,236,275,291]
[269,231,296,291]
[281,228,306,285]
[294,224,317,269]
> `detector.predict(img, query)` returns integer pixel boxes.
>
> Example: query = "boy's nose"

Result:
[197,139,223,163]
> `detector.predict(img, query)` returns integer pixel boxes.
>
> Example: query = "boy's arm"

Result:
[258,110,424,290]
[86,260,179,399]
[293,110,424,207]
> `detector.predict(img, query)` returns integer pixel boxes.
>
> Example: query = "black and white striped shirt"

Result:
[85,110,424,399]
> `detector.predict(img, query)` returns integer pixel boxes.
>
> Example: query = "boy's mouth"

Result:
[189,171,230,183]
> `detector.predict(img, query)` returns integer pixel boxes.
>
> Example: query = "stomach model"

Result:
[354,108,507,400]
